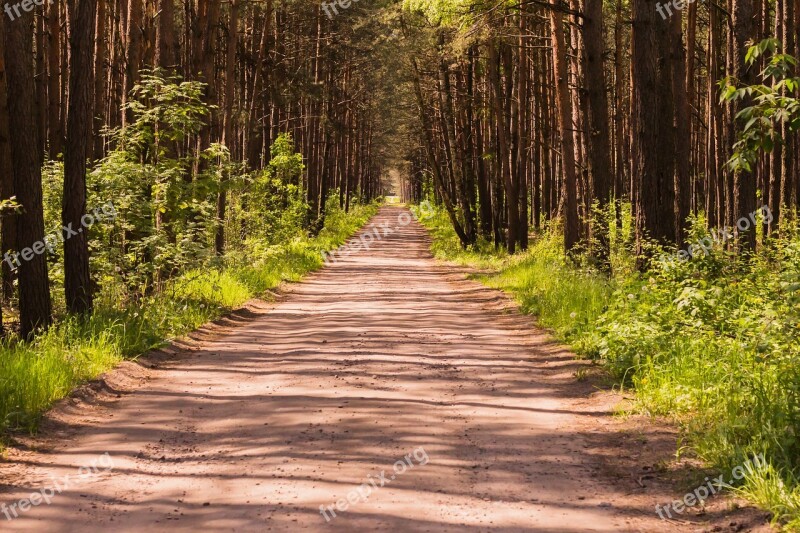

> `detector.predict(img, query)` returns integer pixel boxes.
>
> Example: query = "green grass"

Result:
[419,205,800,530]
[422,209,614,352]
[0,202,378,438]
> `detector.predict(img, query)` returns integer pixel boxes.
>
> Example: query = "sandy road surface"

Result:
[0,206,746,532]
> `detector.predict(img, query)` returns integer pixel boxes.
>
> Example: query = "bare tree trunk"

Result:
[632,0,676,265]
[216,0,238,255]
[122,0,143,127]
[155,0,177,70]
[4,8,53,336]
[489,38,519,253]
[93,0,107,159]
[0,14,14,321]
[584,0,614,270]
[63,0,98,314]
[731,0,758,249]
[672,11,691,244]
[550,4,580,254]
[47,0,63,155]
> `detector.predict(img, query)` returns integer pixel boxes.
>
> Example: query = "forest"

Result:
[0,0,798,530]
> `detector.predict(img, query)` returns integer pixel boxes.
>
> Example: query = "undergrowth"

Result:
[420,204,800,530]
[0,200,377,438]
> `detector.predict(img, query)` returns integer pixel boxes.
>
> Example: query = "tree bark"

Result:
[550,5,580,254]
[47,0,63,155]
[632,0,676,264]
[63,0,98,314]
[584,0,614,270]
[731,0,758,250]
[0,13,13,324]
[4,8,53,336]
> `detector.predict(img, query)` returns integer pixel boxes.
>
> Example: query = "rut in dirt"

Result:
[1,206,684,532]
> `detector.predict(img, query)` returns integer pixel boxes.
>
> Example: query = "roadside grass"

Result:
[0,202,378,438]
[419,204,800,530]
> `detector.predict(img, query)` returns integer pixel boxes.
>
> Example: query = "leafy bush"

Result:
[0,70,380,441]
[420,201,800,527]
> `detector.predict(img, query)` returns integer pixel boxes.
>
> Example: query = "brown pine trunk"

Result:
[584,0,614,270]
[93,0,107,159]
[0,14,15,313]
[215,0,238,255]
[550,4,580,254]
[672,12,691,244]
[731,0,758,250]
[47,0,63,155]
[63,0,98,314]
[488,38,519,253]
[632,0,676,264]
[155,0,177,70]
[122,0,143,127]
[409,53,469,247]
[4,8,53,336]
[516,8,529,251]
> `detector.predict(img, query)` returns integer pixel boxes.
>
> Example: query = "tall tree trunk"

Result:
[550,4,580,254]
[63,0,98,315]
[584,0,614,270]
[516,7,529,251]
[155,0,177,70]
[0,14,13,324]
[672,11,691,244]
[731,0,758,249]
[488,38,519,253]
[632,0,676,265]
[409,52,469,247]
[93,0,107,159]
[4,8,53,336]
[47,0,63,155]
[122,0,144,127]
[216,0,238,255]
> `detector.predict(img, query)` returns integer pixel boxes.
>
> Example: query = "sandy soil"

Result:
[0,206,771,532]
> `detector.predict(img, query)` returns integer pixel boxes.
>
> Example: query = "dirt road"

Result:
[0,207,761,532]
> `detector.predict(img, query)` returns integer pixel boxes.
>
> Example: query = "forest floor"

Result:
[0,206,772,532]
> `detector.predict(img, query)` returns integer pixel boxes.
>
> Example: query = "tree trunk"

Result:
[550,4,580,254]
[731,0,758,250]
[47,0,63,155]
[488,38,519,254]
[672,11,691,244]
[584,0,614,270]
[122,0,144,127]
[0,14,13,325]
[4,8,53,337]
[216,0,238,255]
[155,0,177,70]
[63,0,97,315]
[93,0,107,159]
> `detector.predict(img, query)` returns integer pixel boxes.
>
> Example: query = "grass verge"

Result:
[419,206,800,530]
[0,202,378,439]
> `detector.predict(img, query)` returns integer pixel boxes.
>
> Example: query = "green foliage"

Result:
[0,69,380,443]
[420,201,800,527]
[87,72,220,295]
[424,208,506,269]
[0,200,378,436]
[722,39,800,172]
[226,133,308,249]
